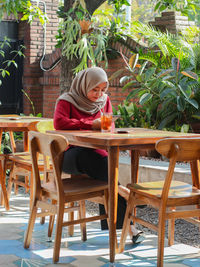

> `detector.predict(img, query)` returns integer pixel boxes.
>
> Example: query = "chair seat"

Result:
[42,177,108,197]
[128,180,200,204]
[8,152,45,167]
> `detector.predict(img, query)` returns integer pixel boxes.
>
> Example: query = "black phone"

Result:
[117,130,129,134]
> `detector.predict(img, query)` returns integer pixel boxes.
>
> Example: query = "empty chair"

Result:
[119,137,200,267]
[24,131,109,263]
[6,120,54,207]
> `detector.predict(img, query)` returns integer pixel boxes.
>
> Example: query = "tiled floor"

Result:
[0,192,200,267]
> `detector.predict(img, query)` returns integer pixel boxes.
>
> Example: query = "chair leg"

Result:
[157,207,166,267]
[48,215,55,238]
[25,175,29,193]
[68,202,75,237]
[14,175,19,195]
[79,200,87,241]
[29,172,34,208]
[24,204,38,248]
[104,189,109,228]
[7,163,15,199]
[48,200,56,238]
[53,204,64,263]
[119,191,135,253]
[168,207,175,246]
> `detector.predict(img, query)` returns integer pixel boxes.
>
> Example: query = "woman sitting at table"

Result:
[54,66,144,244]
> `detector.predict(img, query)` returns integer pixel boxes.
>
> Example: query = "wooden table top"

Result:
[0,116,52,130]
[47,128,200,148]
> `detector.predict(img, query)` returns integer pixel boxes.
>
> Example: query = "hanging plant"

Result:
[56,0,107,73]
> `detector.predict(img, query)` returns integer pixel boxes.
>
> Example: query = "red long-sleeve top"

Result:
[54,95,112,157]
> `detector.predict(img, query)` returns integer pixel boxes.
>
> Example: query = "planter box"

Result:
[119,155,190,186]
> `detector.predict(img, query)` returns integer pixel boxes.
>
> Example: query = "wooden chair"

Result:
[6,120,54,208]
[119,137,200,267]
[24,131,109,263]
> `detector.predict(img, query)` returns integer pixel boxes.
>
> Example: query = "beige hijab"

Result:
[57,67,109,114]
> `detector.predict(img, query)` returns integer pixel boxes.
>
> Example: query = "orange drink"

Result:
[101,113,112,132]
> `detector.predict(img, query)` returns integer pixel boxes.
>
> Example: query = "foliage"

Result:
[21,89,42,117]
[0,0,48,25]
[116,51,200,130]
[0,37,25,89]
[113,100,152,128]
[56,1,107,73]
[129,21,193,69]
[56,0,133,73]
[131,0,158,23]
[92,0,130,59]
[128,21,200,74]
[154,0,200,25]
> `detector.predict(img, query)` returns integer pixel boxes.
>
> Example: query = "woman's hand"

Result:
[92,118,101,130]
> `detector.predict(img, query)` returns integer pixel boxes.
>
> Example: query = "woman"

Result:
[54,66,144,243]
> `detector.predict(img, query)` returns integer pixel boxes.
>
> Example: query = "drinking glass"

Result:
[101,113,112,132]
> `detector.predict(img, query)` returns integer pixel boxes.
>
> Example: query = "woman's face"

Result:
[87,82,107,102]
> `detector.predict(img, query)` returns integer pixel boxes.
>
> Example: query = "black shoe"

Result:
[132,231,145,244]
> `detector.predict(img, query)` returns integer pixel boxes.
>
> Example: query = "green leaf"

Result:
[181,124,189,133]
[126,88,142,100]
[185,98,199,109]
[172,57,180,73]
[162,80,175,88]
[122,80,137,91]
[178,84,191,98]
[160,88,176,99]
[154,2,161,11]
[108,69,124,81]
[177,96,185,111]
[120,76,132,84]
[139,93,152,105]
[158,113,178,129]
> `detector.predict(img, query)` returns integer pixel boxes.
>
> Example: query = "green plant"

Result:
[116,53,200,130]
[0,37,25,87]
[154,0,200,25]
[113,100,152,128]
[92,0,130,59]
[0,0,48,25]
[56,1,107,73]
[21,89,42,117]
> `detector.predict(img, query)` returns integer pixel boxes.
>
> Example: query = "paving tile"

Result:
[0,193,200,267]
[0,254,20,267]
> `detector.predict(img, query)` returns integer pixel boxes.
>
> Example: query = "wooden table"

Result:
[47,127,200,264]
[0,115,52,210]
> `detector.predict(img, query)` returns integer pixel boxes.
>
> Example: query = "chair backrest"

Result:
[156,137,200,162]
[155,137,200,200]
[29,131,68,193]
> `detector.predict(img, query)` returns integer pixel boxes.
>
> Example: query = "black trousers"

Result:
[62,146,127,229]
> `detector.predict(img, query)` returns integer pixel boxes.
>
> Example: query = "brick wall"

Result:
[18,0,59,116]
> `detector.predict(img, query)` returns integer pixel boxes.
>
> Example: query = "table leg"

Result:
[0,156,9,210]
[130,150,140,184]
[108,146,119,264]
[24,131,29,152]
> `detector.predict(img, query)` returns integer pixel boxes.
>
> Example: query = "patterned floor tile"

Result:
[0,193,199,267]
